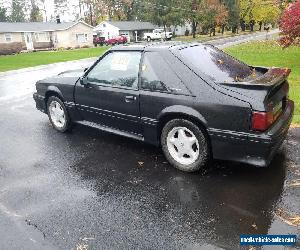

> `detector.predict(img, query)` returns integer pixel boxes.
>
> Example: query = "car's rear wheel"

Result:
[47,96,71,133]
[161,119,209,172]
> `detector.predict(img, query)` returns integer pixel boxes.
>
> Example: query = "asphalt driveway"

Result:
[0,42,299,249]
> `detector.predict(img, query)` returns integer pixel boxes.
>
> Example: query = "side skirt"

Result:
[76,120,145,142]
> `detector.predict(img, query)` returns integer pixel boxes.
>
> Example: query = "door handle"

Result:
[125,96,136,103]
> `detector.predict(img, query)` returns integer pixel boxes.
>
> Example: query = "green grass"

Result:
[0,47,109,72]
[225,40,300,124]
[174,29,269,43]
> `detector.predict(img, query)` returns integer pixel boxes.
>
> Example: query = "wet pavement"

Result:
[0,41,299,250]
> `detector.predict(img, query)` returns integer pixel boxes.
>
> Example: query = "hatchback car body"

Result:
[33,42,294,172]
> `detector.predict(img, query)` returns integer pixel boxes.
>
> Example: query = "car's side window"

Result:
[87,51,141,89]
[140,53,168,92]
[140,52,190,95]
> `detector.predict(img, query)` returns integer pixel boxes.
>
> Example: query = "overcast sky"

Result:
[0,0,81,22]
[43,0,80,22]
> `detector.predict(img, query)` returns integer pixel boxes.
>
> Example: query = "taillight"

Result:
[251,111,274,132]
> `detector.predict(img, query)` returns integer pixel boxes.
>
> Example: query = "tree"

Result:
[279,0,300,47]
[183,0,205,38]
[139,0,184,36]
[54,0,69,18]
[223,0,240,33]
[240,0,281,31]
[30,0,43,21]
[214,2,229,34]
[10,0,25,22]
[0,6,7,21]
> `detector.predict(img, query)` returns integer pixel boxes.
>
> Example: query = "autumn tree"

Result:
[240,0,281,31]
[215,2,229,34]
[279,0,300,47]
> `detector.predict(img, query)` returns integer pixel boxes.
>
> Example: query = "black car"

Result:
[33,42,294,172]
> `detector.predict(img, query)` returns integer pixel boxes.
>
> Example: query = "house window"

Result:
[35,32,50,42]
[4,33,12,43]
[76,33,88,43]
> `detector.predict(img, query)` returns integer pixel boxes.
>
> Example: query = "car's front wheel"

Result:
[47,96,71,133]
[161,119,209,172]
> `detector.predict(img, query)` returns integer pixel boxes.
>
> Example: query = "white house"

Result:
[0,21,93,55]
[93,21,156,42]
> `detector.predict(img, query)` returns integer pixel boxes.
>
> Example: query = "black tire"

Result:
[47,96,72,133]
[161,119,209,172]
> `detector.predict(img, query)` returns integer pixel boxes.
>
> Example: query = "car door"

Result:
[139,51,193,137]
[74,51,142,135]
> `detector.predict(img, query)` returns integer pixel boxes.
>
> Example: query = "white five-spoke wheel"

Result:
[167,127,200,165]
[161,119,209,172]
[47,96,71,132]
[49,101,66,129]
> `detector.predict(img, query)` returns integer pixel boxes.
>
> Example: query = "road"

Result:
[0,33,299,250]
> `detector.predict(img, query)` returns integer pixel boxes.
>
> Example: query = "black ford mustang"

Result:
[33,42,294,172]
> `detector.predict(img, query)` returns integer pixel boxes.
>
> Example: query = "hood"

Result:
[57,69,85,78]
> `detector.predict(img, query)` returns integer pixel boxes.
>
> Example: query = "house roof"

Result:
[0,21,92,33]
[106,21,156,31]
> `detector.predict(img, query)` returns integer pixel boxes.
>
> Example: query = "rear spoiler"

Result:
[221,67,291,91]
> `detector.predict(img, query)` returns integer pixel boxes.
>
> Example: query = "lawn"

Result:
[174,29,272,43]
[0,46,109,72]
[225,41,300,124]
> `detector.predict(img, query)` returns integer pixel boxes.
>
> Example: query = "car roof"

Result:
[110,42,208,52]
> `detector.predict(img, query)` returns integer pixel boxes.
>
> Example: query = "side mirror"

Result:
[80,76,88,87]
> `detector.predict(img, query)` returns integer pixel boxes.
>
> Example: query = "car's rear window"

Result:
[179,45,253,83]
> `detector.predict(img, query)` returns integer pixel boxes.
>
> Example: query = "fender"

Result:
[158,105,207,127]
[45,85,64,100]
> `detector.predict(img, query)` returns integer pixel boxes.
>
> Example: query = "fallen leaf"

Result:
[137,161,144,167]
[286,180,300,188]
[274,209,300,226]
[290,216,300,226]
[76,244,88,250]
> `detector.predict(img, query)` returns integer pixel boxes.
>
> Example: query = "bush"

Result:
[279,1,300,47]
[0,42,23,55]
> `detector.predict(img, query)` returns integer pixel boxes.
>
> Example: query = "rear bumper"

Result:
[209,100,294,167]
[33,93,46,113]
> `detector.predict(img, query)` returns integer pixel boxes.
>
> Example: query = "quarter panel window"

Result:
[140,52,190,94]
[180,45,254,82]
[87,52,141,89]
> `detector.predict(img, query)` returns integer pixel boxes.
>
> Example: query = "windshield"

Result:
[179,45,254,83]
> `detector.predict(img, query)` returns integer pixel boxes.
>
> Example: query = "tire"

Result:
[47,96,71,133]
[161,119,209,172]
